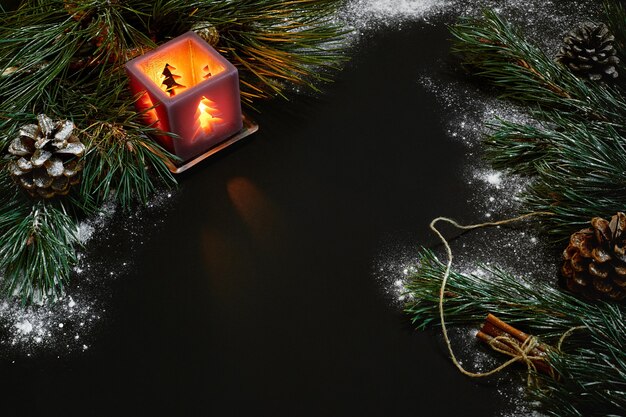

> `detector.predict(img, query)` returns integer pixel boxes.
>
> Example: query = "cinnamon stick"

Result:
[480,321,545,357]
[476,313,554,376]
[485,314,547,352]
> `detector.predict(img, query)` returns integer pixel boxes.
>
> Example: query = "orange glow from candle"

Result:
[136,39,225,97]
[137,92,160,128]
[226,177,285,244]
[197,97,223,135]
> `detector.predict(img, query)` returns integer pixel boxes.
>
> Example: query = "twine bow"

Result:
[487,334,548,385]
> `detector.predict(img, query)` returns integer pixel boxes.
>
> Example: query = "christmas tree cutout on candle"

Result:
[203,65,212,80]
[161,63,185,96]
[195,97,224,138]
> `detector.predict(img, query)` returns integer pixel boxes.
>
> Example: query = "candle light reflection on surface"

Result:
[226,177,284,244]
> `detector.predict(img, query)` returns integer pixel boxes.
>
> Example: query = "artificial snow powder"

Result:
[338,0,599,52]
[484,172,503,186]
[15,320,33,335]
[0,190,175,356]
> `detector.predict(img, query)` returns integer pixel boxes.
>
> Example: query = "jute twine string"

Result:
[556,325,587,352]
[429,212,571,383]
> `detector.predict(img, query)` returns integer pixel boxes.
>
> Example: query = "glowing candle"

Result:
[125,31,244,164]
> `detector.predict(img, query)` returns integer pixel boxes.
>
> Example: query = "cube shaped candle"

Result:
[126,31,243,162]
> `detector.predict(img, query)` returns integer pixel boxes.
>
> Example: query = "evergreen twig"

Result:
[450,9,626,124]
[0,201,79,303]
[406,250,626,417]
[451,9,626,240]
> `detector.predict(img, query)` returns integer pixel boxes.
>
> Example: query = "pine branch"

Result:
[406,250,591,336]
[185,0,348,103]
[483,118,552,176]
[451,9,626,240]
[484,114,626,238]
[0,200,79,304]
[406,249,626,417]
[0,0,347,134]
[0,5,84,117]
[536,305,626,417]
[80,103,178,209]
[450,10,626,125]
[0,170,29,228]
[0,157,81,305]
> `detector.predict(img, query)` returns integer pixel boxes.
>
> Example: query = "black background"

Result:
[0,2,511,416]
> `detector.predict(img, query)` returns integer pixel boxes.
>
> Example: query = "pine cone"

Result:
[192,22,220,46]
[556,22,620,81]
[7,115,85,199]
[64,1,93,23]
[562,212,626,301]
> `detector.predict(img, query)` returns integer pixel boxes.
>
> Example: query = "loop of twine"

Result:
[428,211,583,384]
[556,325,587,352]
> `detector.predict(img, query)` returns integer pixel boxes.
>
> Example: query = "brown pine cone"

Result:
[556,22,620,81]
[562,212,626,301]
[192,22,220,46]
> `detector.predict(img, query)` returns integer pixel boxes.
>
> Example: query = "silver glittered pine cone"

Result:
[7,114,85,199]
[192,22,220,46]
[556,21,620,81]
[562,212,626,302]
